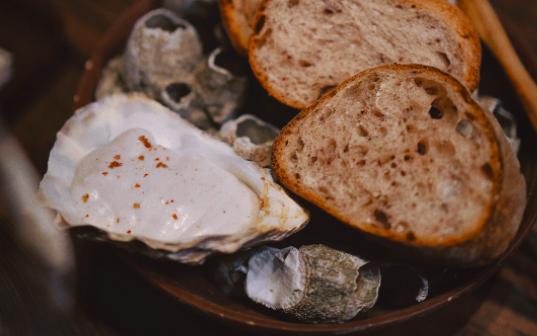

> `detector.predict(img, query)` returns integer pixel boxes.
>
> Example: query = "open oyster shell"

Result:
[38,94,309,264]
[246,245,380,323]
[219,114,279,167]
[123,8,202,98]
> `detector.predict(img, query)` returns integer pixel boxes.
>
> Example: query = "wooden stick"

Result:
[459,0,537,132]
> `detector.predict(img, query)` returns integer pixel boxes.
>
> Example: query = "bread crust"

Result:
[219,0,259,54]
[249,0,482,109]
[273,64,526,266]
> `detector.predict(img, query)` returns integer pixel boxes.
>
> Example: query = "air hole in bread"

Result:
[323,1,341,15]
[254,15,266,34]
[358,125,369,137]
[414,78,445,96]
[297,137,305,152]
[290,153,298,162]
[299,59,313,67]
[145,14,185,32]
[406,231,416,241]
[319,85,337,97]
[165,83,191,102]
[417,140,428,155]
[310,155,318,164]
[295,172,301,180]
[437,51,452,67]
[343,144,349,153]
[373,109,385,119]
[374,209,391,229]
[288,0,299,7]
[429,106,443,119]
[481,163,494,180]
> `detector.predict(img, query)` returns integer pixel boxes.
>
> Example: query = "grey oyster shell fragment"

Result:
[246,245,381,323]
[219,114,279,167]
[122,8,202,98]
[162,48,247,129]
[194,47,247,124]
[478,95,521,153]
[95,57,128,99]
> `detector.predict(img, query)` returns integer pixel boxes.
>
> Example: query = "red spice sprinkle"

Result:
[143,173,149,177]
[138,135,152,149]
[82,193,89,203]
[127,230,132,234]
[154,157,160,161]
[133,183,141,189]
[170,200,174,203]
[114,154,121,160]
[116,217,120,224]
[108,161,123,169]
[138,155,145,161]
[166,156,170,161]
[102,172,109,176]
[133,203,140,209]
[172,213,178,220]
[156,162,168,168]
[85,214,90,218]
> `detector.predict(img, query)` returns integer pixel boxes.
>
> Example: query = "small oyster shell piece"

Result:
[160,81,213,130]
[219,114,279,167]
[95,57,128,99]
[478,95,520,152]
[246,245,381,323]
[38,94,309,264]
[193,48,247,125]
[122,8,202,98]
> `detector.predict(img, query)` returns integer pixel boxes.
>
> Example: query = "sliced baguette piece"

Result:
[249,0,481,109]
[219,0,263,54]
[273,64,526,266]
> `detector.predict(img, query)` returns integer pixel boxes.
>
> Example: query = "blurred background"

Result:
[0,0,536,335]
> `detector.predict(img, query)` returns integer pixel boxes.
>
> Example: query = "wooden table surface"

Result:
[0,1,536,335]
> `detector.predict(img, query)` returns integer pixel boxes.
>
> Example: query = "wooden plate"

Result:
[74,0,537,334]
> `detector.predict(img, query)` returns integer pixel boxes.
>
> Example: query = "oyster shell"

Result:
[161,48,248,129]
[219,114,279,167]
[478,95,520,152]
[122,8,202,98]
[95,57,128,99]
[246,245,380,323]
[38,94,309,264]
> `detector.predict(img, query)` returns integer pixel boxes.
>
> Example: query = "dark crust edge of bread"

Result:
[219,0,250,55]
[272,64,526,266]
[248,0,482,110]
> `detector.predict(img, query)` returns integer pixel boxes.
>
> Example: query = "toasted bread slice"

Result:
[273,65,526,266]
[219,0,263,54]
[249,0,481,109]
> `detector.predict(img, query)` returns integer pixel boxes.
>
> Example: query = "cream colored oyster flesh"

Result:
[39,94,308,263]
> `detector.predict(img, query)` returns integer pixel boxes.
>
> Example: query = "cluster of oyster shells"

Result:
[97,8,247,130]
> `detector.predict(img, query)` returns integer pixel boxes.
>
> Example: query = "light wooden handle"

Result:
[459,0,537,132]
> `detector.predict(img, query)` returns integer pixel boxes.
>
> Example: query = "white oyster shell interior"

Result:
[39,94,308,263]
